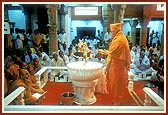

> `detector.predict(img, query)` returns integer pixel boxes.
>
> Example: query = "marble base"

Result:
[72,79,98,105]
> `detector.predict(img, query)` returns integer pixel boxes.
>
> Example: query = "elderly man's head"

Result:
[110,23,122,37]
[19,69,30,81]
[52,52,58,61]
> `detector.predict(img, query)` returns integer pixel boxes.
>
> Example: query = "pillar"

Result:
[24,9,32,30]
[139,18,151,47]
[102,5,109,32]
[113,5,120,23]
[140,22,148,46]
[58,4,68,30]
[130,19,138,45]
[102,5,113,32]
[61,15,65,30]
[119,4,126,24]
[46,4,58,56]
[114,4,126,24]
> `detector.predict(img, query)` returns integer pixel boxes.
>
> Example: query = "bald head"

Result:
[19,69,30,81]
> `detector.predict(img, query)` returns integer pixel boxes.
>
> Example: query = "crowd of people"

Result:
[4,26,164,105]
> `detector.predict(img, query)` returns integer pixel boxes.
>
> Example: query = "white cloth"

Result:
[39,52,51,66]
[130,47,136,69]
[154,49,160,57]
[104,32,112,42]
[152,36,159,46]
[26,33,33,47]
[93,57,107,94]
[95,67,108,94]
[15,39,23,49]
[59,54,69,65]
[134,55,152,75]
[58,33,68,51]
[49,58,65,74]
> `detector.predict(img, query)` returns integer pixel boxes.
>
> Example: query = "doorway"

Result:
[77,27,96,39]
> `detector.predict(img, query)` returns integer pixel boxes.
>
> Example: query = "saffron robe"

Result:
[106,31,130,102]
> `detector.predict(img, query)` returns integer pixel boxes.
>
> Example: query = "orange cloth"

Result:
[32,33,42,50]
[27,62,41,76]
[110,23,122,32]
[106,30,130,104]
[6,63,20,81]
[8,75,44,105]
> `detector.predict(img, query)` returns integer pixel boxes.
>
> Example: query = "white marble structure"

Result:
[67,61,103,105]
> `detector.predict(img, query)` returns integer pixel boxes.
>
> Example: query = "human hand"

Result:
[98,49,105,54]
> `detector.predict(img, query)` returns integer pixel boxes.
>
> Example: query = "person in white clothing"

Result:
[154,44,161,58]
[58,29,68,52]
[130,46,137,69]
[37,50,51,66]
[134,49,152,75]
[58,50,69,65]
[49,52,65,81]
[15,35,23,49]
[104,28,112,42]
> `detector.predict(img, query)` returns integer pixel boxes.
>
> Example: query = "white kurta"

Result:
[134,55,152,75]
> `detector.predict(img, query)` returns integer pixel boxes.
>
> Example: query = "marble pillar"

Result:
[130,19,138,45]
[46,4,58,56]
[102,5,114,32]
[114,4,126,23]
[61,15,65,30]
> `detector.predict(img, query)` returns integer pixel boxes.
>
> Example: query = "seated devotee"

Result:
[8,69,45,105]
[20,61,36,83]
[145,55,164,89]
[146,47,154,59]
[67,47,74,62]
[58,50,69,65]
[72,46,84,62]
[25,47,39,65]
[133,49,153,75]
[130,46,137,69]
[5,55,21,82]
[136,44,147,56]
[49,52,65,81]
[27,58,42,76]
[37,49,51,66]
[150,53,159,71]
[20,61,28,70]
[154,44,161,58]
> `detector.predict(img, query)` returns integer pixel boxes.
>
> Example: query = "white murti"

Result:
[67,61,103,105]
